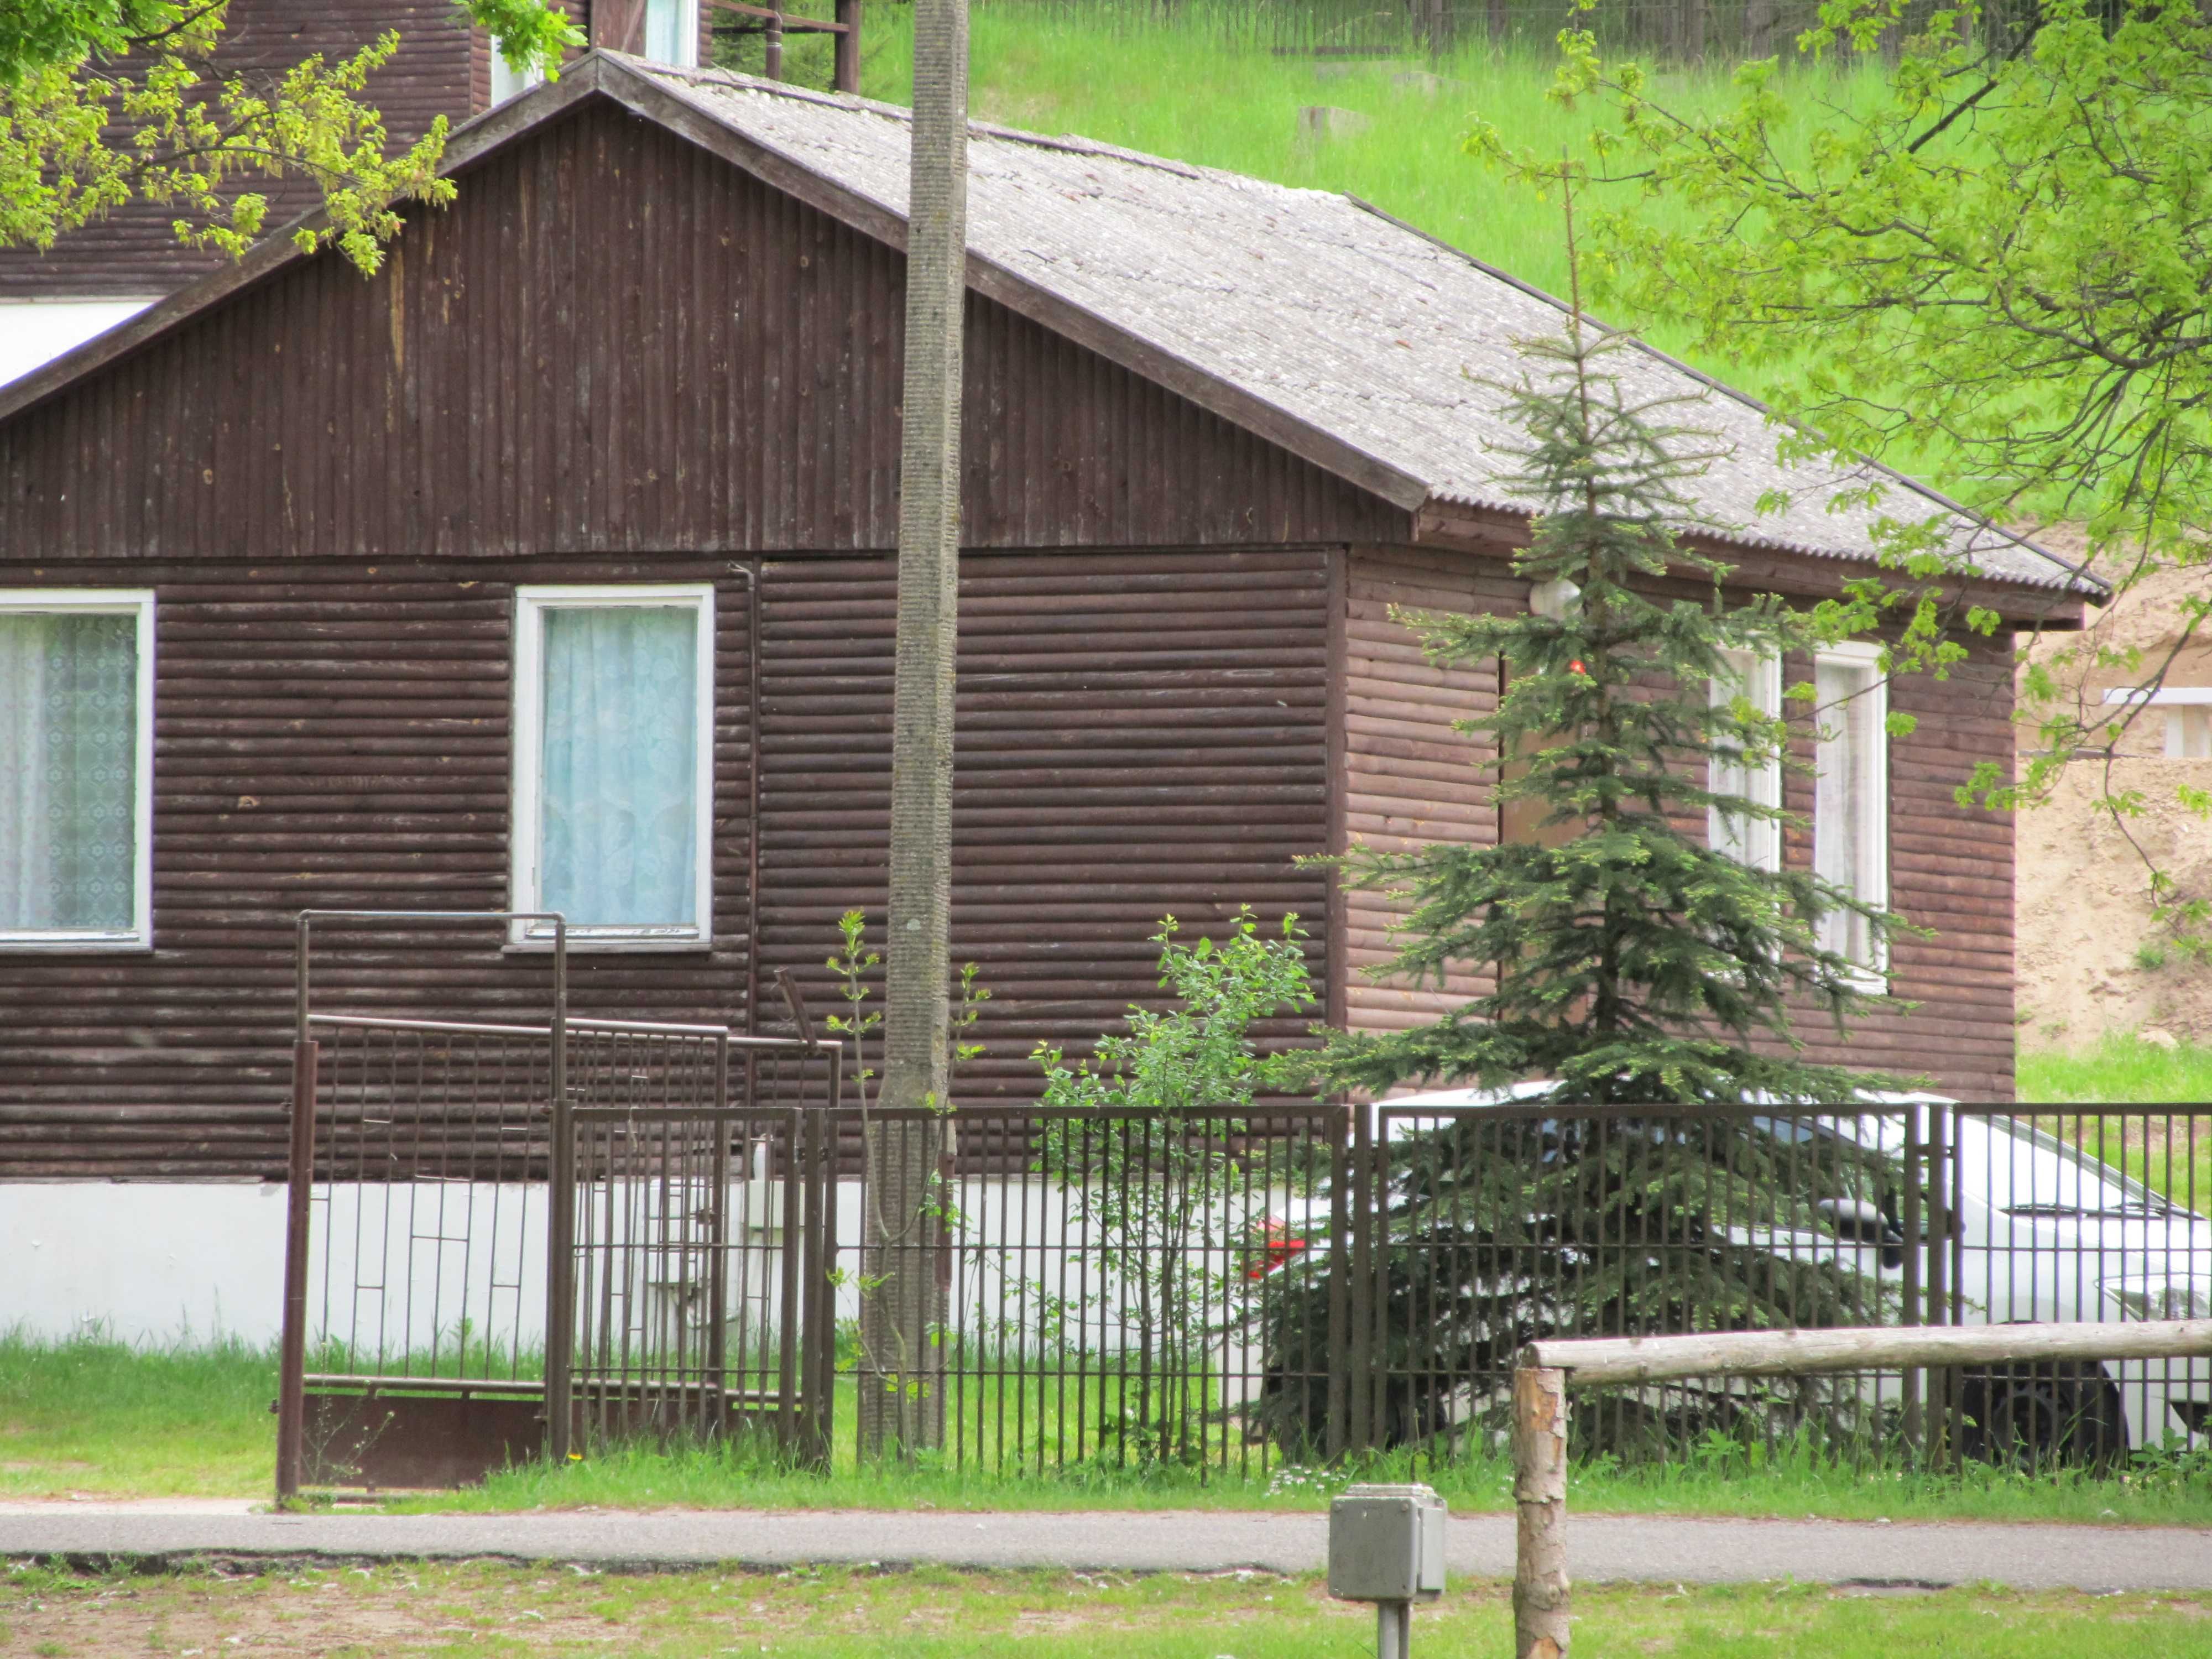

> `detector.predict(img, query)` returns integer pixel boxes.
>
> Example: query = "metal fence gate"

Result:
[275,912,842,1494]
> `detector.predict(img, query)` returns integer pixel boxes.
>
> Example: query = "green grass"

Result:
[5,1558,2208,1658]
[383,1423,2212,1528]
[9,1329,2208,1524]
[0,1329,273,1499]
[2021,1031,2212,1109]
[2019,1032,2212,1208]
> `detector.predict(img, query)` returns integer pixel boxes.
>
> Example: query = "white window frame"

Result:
[644,0,700,66]
[2103,685,2212,759]
[489,48,545,106]
[509,583,715,951]
[1708,647,1782,872]
[0,588,155,952]
[1813,640,1890,990]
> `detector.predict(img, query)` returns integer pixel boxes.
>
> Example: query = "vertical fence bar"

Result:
[1902,1100,1924,1462]
[545,922,573,1464]
[709,1036,732,1437]
[1325,1104,1350,1460]
[1349,1101,1375,1455]
[274,1036,321,1504]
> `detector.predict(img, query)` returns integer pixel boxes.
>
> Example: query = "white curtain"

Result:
[1814,656,1880,966]
[538,606,700,928]
[0,613,138,931]
[645,0,695,66]
[1708,648,1781,871]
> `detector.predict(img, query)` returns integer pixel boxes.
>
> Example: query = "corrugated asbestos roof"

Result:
[639,60,2096,597]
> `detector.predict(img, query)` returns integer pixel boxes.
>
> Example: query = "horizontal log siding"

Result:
[0,557,754,1180]
[759,549,1334,1141]
[0,0,476,298]
[1780,640,2018,1101]
[0,99,1402,559]
[1339,546,1513,1035]
[1335,550,2017,1099]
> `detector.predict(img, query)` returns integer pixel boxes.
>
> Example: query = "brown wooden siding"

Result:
[758,549,1335,1113]
[1338,546,1511,1036]
[0,0,477,299]
[0,99,1404,559]
[1781,640,2019,1100]
[1332,549,2018,1099]
[0,556,755,1180]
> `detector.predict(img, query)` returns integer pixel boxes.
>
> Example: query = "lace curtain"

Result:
[538,606,700,928]
[0,613,138,931]
[1814,654,1881,968]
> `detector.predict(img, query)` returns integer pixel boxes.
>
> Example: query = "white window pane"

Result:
[645,0,695,65]
[0,613,138,931]
[489,51,543,104]
[1708,648,1780,871]
[538,606,700,928]
[1814,655,1884,968]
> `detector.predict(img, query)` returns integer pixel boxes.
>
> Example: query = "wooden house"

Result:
[0,53,2101,1192]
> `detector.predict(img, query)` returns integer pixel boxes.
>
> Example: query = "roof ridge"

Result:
[643,57,1225,183]
[1339,192,2105,600]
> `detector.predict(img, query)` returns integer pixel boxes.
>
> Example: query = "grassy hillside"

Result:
[841,6,1907,455]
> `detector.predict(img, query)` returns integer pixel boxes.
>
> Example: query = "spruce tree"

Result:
[1329,315,1899,1105]
[1256,309,1919,1459]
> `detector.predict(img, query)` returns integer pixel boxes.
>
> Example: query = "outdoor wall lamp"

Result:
[1528,577,1583,621]
[1328,1482,1448,1659]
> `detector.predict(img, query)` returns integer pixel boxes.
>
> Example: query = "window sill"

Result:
[502,936,717,956]
[0,936,153,954]
[1839,964,1890,998]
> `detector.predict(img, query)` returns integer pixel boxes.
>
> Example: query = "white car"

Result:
[1369,1087,2212,1461]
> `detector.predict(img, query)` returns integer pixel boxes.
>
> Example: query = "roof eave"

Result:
[1412,498,2098,628]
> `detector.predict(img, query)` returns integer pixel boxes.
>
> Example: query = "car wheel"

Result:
[1960,1360,2127,1470]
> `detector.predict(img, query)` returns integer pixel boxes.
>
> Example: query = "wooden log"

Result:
[1524,1319,2212,1385]
[1512,1364,1571,1659]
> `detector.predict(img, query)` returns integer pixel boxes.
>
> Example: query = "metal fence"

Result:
[831,1104,1352,1476]
[280,963,2210,1489]
[275,911,845,1494]
[812,1098,2210,1475]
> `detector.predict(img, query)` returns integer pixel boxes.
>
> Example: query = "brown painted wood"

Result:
[0,100,1399,557]
[0,557,754,1180]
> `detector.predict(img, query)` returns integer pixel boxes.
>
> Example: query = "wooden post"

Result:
[833,0,861,93]
[274,1037,319,1505]
[1512,1364,1571,1659]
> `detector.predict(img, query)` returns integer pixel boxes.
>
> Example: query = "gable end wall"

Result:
[0,98,1404,559]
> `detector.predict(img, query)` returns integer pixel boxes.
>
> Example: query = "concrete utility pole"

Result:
[859,0,968,1458]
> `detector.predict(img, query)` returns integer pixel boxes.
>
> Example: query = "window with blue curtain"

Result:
[0,609,142,937]
[534,603,702,931]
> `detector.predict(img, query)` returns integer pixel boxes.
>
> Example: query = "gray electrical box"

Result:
[1328,1483,1447,1603]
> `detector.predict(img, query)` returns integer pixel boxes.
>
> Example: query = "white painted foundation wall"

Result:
[6,1181,291,1343]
